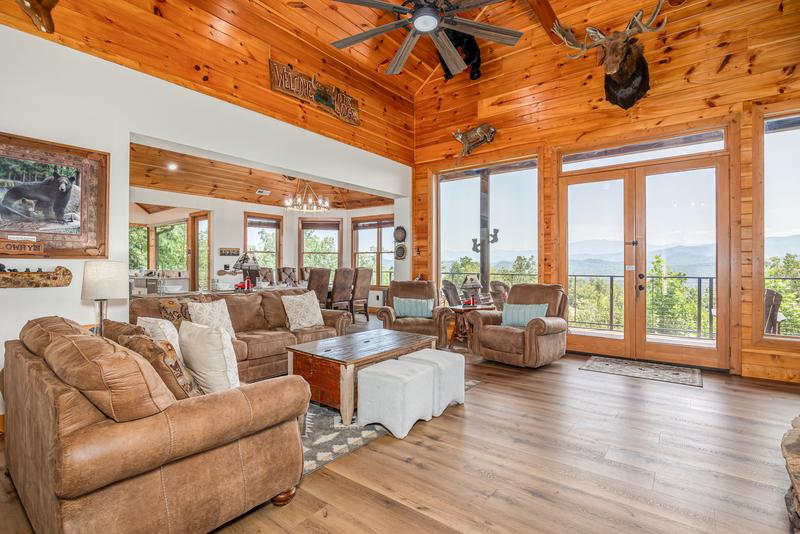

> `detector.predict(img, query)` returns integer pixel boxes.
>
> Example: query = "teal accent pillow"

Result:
[501,303,548,328]
[394,297,434,318]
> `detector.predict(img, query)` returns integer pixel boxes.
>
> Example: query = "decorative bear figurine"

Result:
[438,29,481,81]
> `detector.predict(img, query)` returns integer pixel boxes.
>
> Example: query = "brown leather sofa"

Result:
[3,316,310,533]
[376,281,452,348]
[468,283,568,368]
[130,289,351,382]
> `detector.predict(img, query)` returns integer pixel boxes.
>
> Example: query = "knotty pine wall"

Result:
[412,0,800,380]
[0,0,414,165]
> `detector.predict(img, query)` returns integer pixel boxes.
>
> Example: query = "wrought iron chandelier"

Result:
[284,181,330,212]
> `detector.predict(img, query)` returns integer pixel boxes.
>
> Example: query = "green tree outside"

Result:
[128,225,148,270]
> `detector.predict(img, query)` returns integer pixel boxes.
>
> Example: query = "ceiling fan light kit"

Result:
[331,0,523,77]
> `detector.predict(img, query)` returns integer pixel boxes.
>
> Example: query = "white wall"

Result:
[0,25,412,411]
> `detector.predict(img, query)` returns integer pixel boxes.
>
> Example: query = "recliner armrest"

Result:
[526,316,568,336]
[321,309,352,336]
[56,376,310,499]
[376,306,396,327]
[467,310,503,330]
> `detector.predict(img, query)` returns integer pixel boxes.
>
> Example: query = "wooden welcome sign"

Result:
[269,60,360,126]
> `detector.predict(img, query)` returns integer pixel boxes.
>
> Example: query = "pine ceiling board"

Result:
[129,143,393,210]
[136,203,175,214]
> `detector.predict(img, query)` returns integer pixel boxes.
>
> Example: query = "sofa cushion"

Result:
[118,334,202,400]
[392,317,436,336]
[282,291,324,330]
[259,288,306,329]
[178,322,240,394]
[187,300,236,339]
[44,334,176,422]
[19,316,92,357]
[102,319,146,344]
[479,325,525,354]
[235,329,296,360]
[222,293,268,333]
[291,325,337,344]
[232,338,248,362]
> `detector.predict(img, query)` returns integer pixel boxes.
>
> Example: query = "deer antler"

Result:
[625,0,667,36]
[553,20,606,59]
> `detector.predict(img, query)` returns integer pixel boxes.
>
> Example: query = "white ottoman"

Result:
[400,349,465,416]
[357,359,434,439]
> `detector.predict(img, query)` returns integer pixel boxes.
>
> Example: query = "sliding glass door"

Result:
[561,154,729,368]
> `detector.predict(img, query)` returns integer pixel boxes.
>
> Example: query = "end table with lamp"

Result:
[81,260,129,337]
[449,303,495,350]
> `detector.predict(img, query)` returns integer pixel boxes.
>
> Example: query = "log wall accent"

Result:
[412,0,800,381]
[0,0,415,164]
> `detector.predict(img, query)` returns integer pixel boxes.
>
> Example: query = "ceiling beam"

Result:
[525,0,561,45]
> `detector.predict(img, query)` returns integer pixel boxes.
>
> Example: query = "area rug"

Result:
[302,379,480,474]
[579,356,703,387]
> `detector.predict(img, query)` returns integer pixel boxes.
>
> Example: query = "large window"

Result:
[353,216,394,286]
[155,221,187,271]
[129,224,149,270]
[439,159,538,290]
[762,113,800,338]
[299,218,342,272]
[244,213,281,269]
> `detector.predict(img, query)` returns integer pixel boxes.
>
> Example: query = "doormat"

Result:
[580,356,703,387]
[302,379,480,474]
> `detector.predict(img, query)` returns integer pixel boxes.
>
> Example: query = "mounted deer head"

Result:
[553,0,666,110]
[15,0,58,33]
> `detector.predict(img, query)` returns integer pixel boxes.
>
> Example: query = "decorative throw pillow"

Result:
[394,297,434,318]
[44,334,176,422]
[501,303,549,328]
[136,317,184,364]
[101,319,146,344]
[281,291,324,330]
[118,334,202,400]
[159,297,194,326]
[178,321,240,394]
[187,299,236,339]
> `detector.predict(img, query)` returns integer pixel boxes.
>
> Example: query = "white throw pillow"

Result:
[187,299,236,339]
[281,291,325,330]
[136,317,184,365]
[178,321,240,394]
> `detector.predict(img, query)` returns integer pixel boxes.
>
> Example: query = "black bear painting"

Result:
[0,155,81,234]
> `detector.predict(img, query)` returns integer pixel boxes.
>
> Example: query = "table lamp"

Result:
[81,260,129,337]
[461,274,483,304]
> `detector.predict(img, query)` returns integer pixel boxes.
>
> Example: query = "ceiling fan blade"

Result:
[429,30,468,75]
[444,0,505,15]
[441,17,523,46]
[333,0,412,14]
[332,18,409,49]
[386,29,421,75]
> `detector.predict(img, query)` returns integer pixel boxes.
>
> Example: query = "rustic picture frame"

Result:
[0,132,109,258]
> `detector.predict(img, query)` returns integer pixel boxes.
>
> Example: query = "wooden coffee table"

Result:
[288,329,436,424]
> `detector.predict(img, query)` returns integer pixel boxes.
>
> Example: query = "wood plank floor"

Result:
[2,324,800,532]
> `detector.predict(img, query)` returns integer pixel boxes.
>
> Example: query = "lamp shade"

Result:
[81,261,129,301]
[461,274,482,290]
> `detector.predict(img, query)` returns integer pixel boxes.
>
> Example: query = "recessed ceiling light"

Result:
[255,189,271,196]
[166,162,179,171]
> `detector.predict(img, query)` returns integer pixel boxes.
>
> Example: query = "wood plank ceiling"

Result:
[130,143,394,210]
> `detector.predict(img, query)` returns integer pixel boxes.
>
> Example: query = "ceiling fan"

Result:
[331,0,523,75]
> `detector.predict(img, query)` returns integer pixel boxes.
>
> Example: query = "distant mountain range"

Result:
[441,235,800,277]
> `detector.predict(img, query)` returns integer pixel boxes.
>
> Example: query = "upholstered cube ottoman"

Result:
[400,349,465,416]
[357,359,434,439]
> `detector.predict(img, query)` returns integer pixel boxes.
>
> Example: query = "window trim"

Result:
[752,100,800,349]
[243,211,283,269]
[128,223,150,270]
[298,217,343,271]
[351,214,394,289]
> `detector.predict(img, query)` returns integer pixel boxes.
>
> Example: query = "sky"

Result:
[440,124,799,263]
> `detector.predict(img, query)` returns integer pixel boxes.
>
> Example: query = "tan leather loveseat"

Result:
[130,289,352,382]
[3,316,310,533]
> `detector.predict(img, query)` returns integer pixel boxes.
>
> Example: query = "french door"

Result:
[188,211,211,292]
[560,154,729,369]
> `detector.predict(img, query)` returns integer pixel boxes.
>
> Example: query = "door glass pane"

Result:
[196,218,209,291]
[764,115,800,337]
[568,180,625,333]
[129,225,148,270]
[489,168,538,287]
[439,177,480,286]
[645,168,716,342]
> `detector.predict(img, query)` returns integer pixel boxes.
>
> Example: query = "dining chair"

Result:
[278,267,297,287]
[259,267,275,286]
[442,279,462,306]
[350,267,372,321]
[306,268,331,307]
[328,267,355,311]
